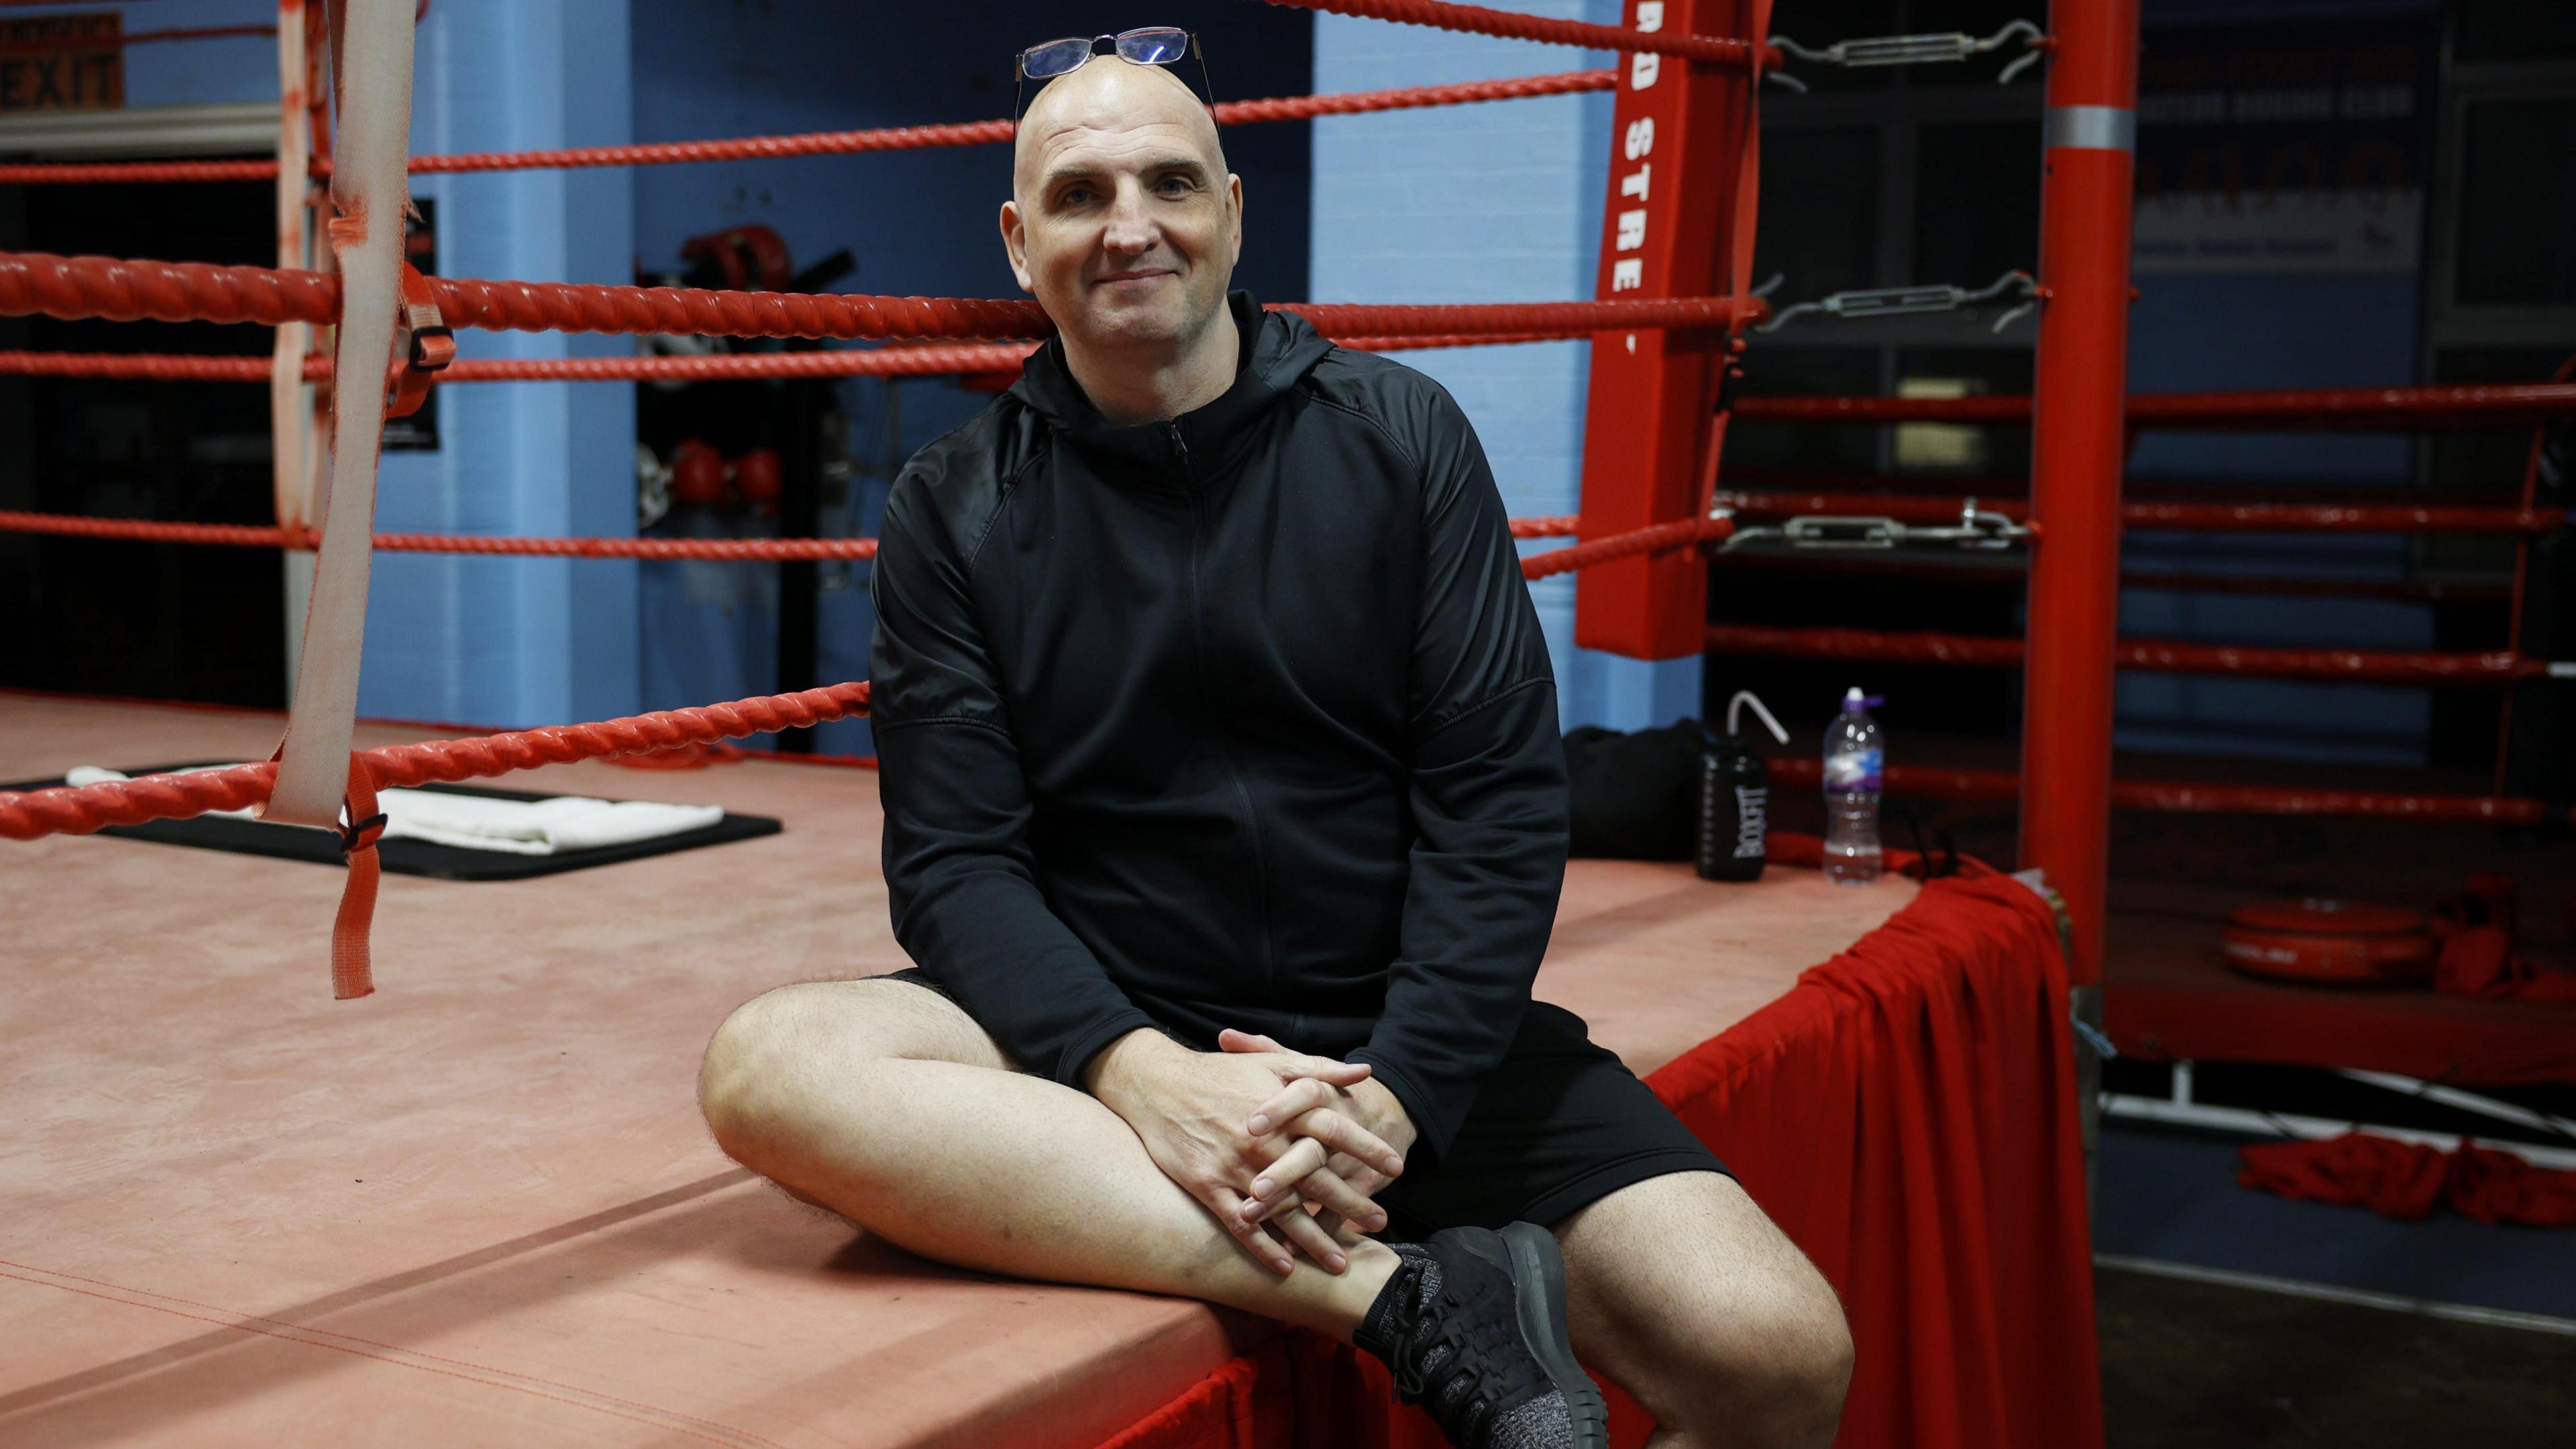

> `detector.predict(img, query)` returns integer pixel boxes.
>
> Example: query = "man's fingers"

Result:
[1240,1136,1330,1214]
[1287,1056,1374,1087]
[1217,1028,1287,1055]
[1314,1209,1373,1248]
[1207,1185,1296,1276]
[1247,1075,1341,1138]
[1292,1165,1387,1232]
[1324,1150,1387,1199]
[1287,1108,1404,1180]
[1273,1203,1350,1272]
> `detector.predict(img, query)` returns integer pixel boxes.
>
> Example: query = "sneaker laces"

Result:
[1390,1258,1551,1442]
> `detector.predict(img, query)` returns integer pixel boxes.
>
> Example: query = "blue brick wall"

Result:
[1311,1,1701,734]
[362,0,639,731]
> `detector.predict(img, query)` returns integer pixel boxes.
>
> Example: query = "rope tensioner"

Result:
[1767,18,2047,91]
[1756,270,2039,335]
[1717,498,2035,551]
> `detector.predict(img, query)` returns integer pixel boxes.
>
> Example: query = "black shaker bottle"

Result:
[1696,691,1790,882]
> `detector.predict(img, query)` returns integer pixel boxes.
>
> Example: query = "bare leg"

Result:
[1557,1171,1853,1449]
[697,977,1397,1341]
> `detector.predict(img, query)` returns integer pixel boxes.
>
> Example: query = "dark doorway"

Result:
[0,167,286,706]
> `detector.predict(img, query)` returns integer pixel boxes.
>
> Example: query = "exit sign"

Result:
[0,13,125,114]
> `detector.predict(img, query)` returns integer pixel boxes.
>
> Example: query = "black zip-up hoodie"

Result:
[868,292,1568,1163]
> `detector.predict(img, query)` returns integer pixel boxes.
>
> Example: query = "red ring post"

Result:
[1576,0,1767,658]
[2021,0,2139,990]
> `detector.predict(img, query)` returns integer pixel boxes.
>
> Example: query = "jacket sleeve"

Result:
[1346,386,1570,1164]
[869,464,1162,1089]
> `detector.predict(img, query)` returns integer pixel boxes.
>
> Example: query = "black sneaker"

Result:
[1354,1222,1609,1449]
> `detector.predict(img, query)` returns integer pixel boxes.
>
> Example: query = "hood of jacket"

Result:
[1006,290,1336,488]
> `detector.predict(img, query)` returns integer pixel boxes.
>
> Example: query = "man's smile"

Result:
[1094,267,1180,288]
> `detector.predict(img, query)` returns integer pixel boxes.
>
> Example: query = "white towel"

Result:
[382,790,723,856]
[64,766,724,857]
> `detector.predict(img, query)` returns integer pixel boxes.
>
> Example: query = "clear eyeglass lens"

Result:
[1021,37,1092,78]
[1117,28,1189,65]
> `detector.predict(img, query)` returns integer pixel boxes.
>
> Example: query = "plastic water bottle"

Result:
[1823,688,1884,887]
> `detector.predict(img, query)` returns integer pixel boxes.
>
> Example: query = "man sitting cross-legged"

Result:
[698,33,1852,1449]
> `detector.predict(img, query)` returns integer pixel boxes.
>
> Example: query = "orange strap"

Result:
[386,260,450,419]
[331,753,386,1000]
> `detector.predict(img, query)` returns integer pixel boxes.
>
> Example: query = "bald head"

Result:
[1012,57,1227,204]
[999,50,1244,396]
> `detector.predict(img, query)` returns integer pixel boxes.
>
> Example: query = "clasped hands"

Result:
[1088,1025,1417,1278]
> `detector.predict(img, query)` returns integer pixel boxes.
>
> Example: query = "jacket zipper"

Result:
[1177,423,1280,1000]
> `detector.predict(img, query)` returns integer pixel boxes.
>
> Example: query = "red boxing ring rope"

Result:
[1260,0,1758,63]
[1519,516,1736,579]
[1765,759,2565,828]
[1735,382,2576,431]
[0,683,873,845]
[0,23,274,56]
[0,250,1761,343]
[1712,490,2567,536]
[0,681,872,997]
[1705,623,2553,686]
[0,506,1729,852]
[0,70,1617,186]
[0,333,1580,386]
[0,509,880,560]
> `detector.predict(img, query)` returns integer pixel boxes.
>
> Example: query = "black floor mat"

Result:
[4,761,781,881]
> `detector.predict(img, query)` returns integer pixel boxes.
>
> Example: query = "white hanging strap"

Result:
[1727,690,1791,745]
[264,0,419,829]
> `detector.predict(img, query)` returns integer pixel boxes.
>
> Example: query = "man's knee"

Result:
[696,977,1000,1151]
[697,983,820,1147]
[1674,1264,1853,1440]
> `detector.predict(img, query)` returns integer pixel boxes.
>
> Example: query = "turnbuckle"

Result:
[1756,270,2038,335]
[1768,19,2047,91]
[1716,498,2034,553]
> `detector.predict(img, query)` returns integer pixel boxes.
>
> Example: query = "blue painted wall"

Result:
[365,0,639,732]
[1310,0,1703,735]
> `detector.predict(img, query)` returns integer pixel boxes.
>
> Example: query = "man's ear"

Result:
[1226,174,1245,270]
[999,199,1035,294]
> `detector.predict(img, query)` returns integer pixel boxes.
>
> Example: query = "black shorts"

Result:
[873,969,1729,1238]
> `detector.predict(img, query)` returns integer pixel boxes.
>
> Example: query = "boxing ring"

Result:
[3,3,2100,1446]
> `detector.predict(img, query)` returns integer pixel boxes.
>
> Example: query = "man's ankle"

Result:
[1332,1238,1406,1344]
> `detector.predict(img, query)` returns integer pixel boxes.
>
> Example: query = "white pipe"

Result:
[2336,1068,2576,1142]
[2101,1092,2576,1172]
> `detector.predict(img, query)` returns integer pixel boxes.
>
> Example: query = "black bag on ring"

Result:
[1562,719,1713,860]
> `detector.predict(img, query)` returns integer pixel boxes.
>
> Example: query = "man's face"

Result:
[1002,60,1242,353]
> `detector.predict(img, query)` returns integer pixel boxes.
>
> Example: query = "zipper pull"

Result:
[1167,421,1191,479]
